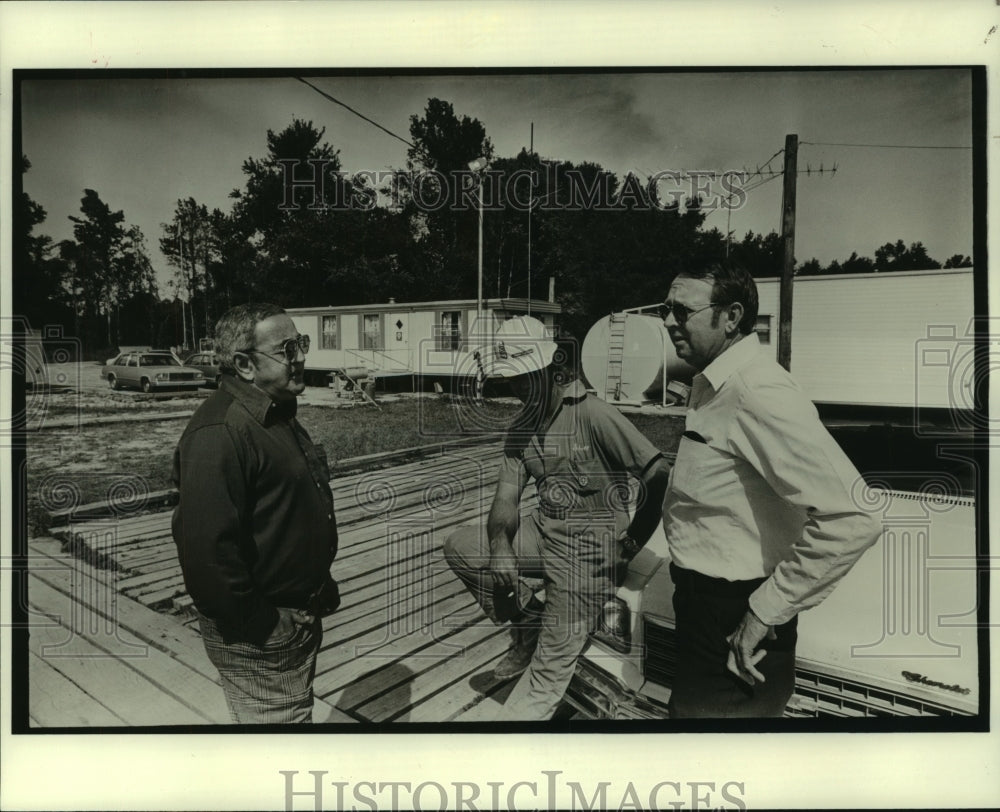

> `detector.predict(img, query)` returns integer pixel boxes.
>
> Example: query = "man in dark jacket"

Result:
[172,303,339,723]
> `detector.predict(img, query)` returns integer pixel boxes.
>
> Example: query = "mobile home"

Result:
[286,297,561,387]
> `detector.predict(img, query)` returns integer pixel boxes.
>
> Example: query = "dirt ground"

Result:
[21,362,503,536]
[21,361,685,537]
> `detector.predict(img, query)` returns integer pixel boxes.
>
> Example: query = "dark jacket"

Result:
[171,375,338,643]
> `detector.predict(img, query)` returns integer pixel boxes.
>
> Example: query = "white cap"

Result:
[480,316,558,377]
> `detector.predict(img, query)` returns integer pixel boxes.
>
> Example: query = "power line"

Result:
[801,140,970,150]
[294,77,423,158]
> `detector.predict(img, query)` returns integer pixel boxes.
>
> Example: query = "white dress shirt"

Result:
[663,332,882,626]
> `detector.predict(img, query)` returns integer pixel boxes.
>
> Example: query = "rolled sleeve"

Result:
[588,400,664,478]
[731,382,882,626]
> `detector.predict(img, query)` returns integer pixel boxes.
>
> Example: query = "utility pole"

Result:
[778,133,798,372]
[528,122,533,316]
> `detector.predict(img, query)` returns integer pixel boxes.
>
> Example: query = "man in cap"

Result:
[172,303,340,723]
[444,316,671,720]
[660,260,880,717]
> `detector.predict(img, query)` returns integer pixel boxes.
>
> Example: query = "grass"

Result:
[624,412,686,457]
[23,394,686,539]
[24,397,521,537]
[299,397,522,461]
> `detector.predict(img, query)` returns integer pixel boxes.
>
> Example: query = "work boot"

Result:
[493,615,541,681]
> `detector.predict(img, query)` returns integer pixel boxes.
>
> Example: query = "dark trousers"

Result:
[667,563,797,718]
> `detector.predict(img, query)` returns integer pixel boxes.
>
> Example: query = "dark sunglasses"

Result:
[241,333,310,363]
[658,301,719,324]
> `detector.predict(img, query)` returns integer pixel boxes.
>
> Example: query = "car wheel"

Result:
[108,374,120,391]
[141,378,152,393]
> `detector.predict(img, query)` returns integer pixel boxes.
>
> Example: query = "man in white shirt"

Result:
[661,260,881,717]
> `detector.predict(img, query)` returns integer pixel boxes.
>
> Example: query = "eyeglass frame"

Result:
[238,333,310,363]
[658,301,721,325]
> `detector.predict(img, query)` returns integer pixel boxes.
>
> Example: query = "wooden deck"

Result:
[29,441,531,726]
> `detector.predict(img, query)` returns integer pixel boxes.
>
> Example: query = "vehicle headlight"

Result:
[194,372,204,379]
[155,372,168,381]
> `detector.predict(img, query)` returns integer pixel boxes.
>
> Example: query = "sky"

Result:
[19,68,975,295]
[2,4,997,810]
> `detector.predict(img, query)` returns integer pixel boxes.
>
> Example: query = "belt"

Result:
[668,562,766,597]
[537,503,619,521]
[538,502,569,519]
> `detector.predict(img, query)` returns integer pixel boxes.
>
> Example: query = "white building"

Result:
[286,297,561,386]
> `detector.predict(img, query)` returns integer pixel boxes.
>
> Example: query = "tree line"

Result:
[16,99,973,359]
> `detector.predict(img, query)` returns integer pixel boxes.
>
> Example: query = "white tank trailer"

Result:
[581,312,696,404]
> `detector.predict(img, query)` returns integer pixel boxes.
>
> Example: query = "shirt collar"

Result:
[559,378,589,402]
[220,374,298,425]
[699,332,761,391]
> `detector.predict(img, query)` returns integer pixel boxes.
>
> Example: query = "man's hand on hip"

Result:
[725,609,777,685]
[267,607,315,645]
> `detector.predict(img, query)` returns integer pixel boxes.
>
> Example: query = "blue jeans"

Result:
[198,610,322,724]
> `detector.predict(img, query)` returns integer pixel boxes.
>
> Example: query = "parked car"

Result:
[183,350,221,387]
[102,351,204,393]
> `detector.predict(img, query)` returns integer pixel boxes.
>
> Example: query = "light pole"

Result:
[468,157,490,353]
[468,157,490,404]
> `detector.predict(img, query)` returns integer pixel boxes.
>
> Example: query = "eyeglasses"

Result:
[240,334,310,363]
[658,301,719,325]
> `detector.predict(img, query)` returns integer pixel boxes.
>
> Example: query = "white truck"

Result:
[568,268,981,718]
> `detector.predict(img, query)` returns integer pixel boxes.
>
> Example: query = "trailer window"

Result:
[437,311,462,351]
[362,314,382,350]
[755,315,772,344]
[321,315,340,350]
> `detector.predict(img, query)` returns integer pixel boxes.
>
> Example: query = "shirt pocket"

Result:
[539,456,607,513]
[668,435,740,504]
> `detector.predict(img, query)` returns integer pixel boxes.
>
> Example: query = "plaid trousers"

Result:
[198,610,322,724]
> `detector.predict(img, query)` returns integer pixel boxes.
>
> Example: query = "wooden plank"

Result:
[409,658,518,724]
[27,572,230,724]
[46,441,502,537]
[117,562,187,592]
[28,539,220,683]
[30,585,230,726]
[313,590,480,698]
[51,447,502,576]
[358,628,511,722]
[27,622,210,726]
[32,539,358,726]
[447,692,507,723]
[324,561,460,632]
[324,618,505,714]
[28,650,128,727]
[129,577,188,609]
[319,579,474,660]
